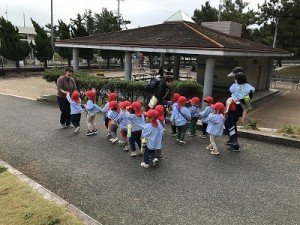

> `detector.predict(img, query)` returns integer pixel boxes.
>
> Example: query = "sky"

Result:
[0,0,266,29]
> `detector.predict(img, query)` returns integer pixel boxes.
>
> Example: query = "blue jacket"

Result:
[170,106,191,126]
[107,110,119,120]
[114,110,128,130]
[229,83,255,101]
[66,94,83,115]
[126,113,145,131]
[85,99,101,115]
[206,113,225,137]
[142,122,164,150]
[189,105,200,118]
[101,102,109,116]
[200,105,213,123]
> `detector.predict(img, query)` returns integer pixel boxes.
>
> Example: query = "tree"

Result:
[70,14,94,68]
[83,9,95,34]
[0,17,30,69]
[31,19,54,69]
[56,20,72,66]
[192,1,219,24]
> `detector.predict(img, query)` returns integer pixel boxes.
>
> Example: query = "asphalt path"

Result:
[0,94,299,225]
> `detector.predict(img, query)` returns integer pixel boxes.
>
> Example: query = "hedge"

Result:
[43,68,203,105]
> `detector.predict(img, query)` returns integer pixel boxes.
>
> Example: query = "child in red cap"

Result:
[169,93,180,137]
[101,92,117,138]
[141,109,164,168]
[170,96,191,145]
[206,102,225,155]
[84,90,101,136]
[187,97,201,137]
[154,104,165,160]
[66,91,83,133]
[115,101,131,151]
[107,100,120,143]
[126,101,145,156]
[199,96,214,139]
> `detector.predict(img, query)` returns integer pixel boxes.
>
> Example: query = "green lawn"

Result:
[272,65,300,77]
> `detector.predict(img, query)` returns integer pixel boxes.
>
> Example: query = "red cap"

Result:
[189,97,200,105]
[171,93,180,103]
[204,96,213,103]
[71,91,80,103]
[144,109,159,127]
[108,100,118,110]
[119,100,131,109]
[154,104,165,121]
[177,96,188,108]
[108,92,117,101]
[211,102,225,112]
[130,101,142,116]
[85,90,96,101]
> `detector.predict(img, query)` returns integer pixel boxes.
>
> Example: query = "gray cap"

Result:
[227,67,244,77]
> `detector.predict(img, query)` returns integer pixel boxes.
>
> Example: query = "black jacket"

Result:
[154,81,170,105]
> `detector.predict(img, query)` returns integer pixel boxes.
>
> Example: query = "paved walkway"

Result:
[0,92,299,224]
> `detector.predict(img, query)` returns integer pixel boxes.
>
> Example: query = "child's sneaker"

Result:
[206,145,213,151]
[170,133,177,137]
[111,137,118,143]
[130,151,137,157]
[107,133,112,138]
[92,129,98,135]
[140,162,149,168]
[179,141,186,145]
[176,139,180,143]
[200,135,207,139]
[153,158,159,166]
[123,146,129,151]
[66,125,73,128]
[211,149,220,155]
[74,127,80,133]
[187,133,196,137]
[61,123,67,129]
[86,130,94,136]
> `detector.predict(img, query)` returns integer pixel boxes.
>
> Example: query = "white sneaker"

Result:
[74,127,80,133]
[206,145,213,151]
[153,158,159,166]
[141,162,149,168]
[179,141,186,145]
[130,151,137,157]
[107,133,112,138]
[109,138,114,142]
[111,137,118,143]
[61,123,67,129]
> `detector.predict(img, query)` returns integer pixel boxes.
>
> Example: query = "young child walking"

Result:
[126,101,145,156]
[168,93,180,137]
[199,96,214,139]
[115,100,131,151]
[154,104,165,160]
[84,90,101,136]
[170,96,191,145]
[101,92,117,137]
[206,102,225,155]
[66,91,83,133]
[107,100,120,143]
[141,109,164,168]
[225,72,255,124]
[187,97,201,137]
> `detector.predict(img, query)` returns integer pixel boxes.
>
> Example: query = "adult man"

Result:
[56,67,77,128]
[154,75,174,106]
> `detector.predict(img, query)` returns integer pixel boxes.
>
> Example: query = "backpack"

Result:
[147,78,161,93]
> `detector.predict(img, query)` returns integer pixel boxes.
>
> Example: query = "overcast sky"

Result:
[0,0,265,29]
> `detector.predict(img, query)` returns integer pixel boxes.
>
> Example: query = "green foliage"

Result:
[192,1,218,24]
[43,68,203,105]
[0,166,7,174]
[31,19,54,68]
[0,17,30,69]
[56,20,72,66]
[244,118,260,130]
[277,124,297,135]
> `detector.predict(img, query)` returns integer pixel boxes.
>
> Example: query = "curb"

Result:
[0,159,102,225]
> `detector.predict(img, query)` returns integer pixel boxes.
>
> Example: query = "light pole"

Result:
[272,2,282,48]
[51,0,54,50]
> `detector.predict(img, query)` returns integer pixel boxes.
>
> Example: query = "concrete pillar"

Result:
[160,53,165,69]
[72,48,79,70]
[124,51,132,81]
[173,55,180,80]
[202,57,215,110]
[196,56,202,83]
[265,57,275,90]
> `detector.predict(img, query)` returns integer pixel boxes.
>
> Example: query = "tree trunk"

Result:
[87,59,91,69]
[173,55,180,81]
[15,61,20,73]
[44,60,48,69]
[68,58,71,67]
[106,58,110,69]
[120,58,124,68]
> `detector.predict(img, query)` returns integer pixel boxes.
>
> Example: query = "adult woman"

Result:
[56,67,77,128]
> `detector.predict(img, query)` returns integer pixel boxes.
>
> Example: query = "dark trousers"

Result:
[105,117,110,129]
[129,130,142,151]
[225,105,243,148]
[71,113,81,128]
[171,124,177,134]
[143,146,157,164]
[57,97,71,126]
[177,124,188,141]
[202,122,208,135]
[190,117,198,135]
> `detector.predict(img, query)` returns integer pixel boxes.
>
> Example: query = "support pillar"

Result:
[202,57,215,110]
[265,57,275,90]
[160,53,165,69]
[173,55,180,80]
[124,51,132,81]
[72,48,79,70]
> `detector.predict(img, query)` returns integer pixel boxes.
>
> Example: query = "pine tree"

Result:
[0,17,30,69]
[57,20,72,66]
[31,19,54,69]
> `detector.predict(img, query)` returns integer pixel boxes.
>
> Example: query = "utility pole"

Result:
[5,4,8,20]
[51,0,54,50]
[116,0,125,27]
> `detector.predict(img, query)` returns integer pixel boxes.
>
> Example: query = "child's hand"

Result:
[65,91,70,95]
[83,104,87,108]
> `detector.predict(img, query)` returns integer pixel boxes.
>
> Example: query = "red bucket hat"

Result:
[171,93,180,103]
[177,96,188,108]
[144,109,159,127]
[130,101,142,116]
[119,100,131,109]
[189,97,200,105]
[85,90,96,101]
[211,102,225,112]
[154,104,165,121]
[108,92,117,101]
[71,91,80,103]
[108,100,118,110]
[204,96,214,103]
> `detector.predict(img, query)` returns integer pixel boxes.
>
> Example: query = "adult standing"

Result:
[154,76,174,106]
[56,67,77,128]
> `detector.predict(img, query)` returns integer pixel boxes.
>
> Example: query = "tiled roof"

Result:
[56,21,289,56]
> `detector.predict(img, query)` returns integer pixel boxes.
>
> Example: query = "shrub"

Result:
[244,118,260,130]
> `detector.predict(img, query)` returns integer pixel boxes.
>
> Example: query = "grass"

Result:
[277,124,300,139]
[0,170,84,225]
[272,65,300,77]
